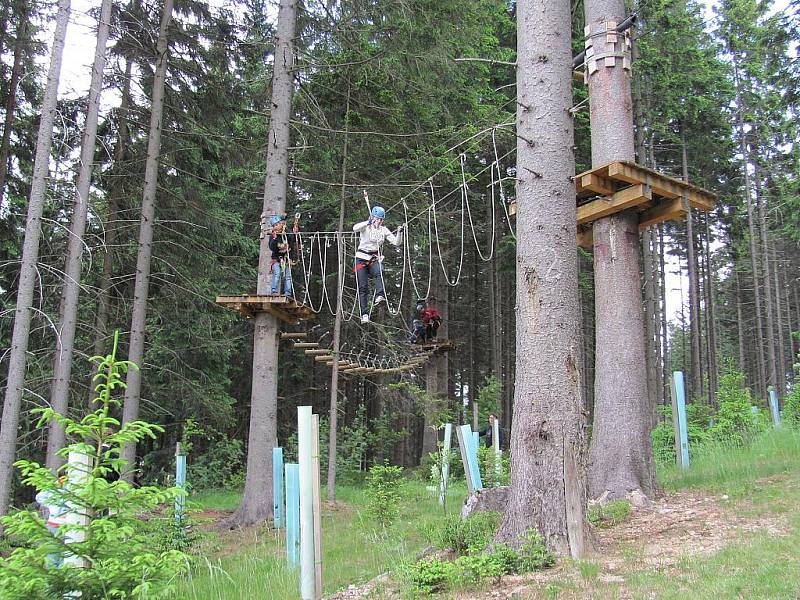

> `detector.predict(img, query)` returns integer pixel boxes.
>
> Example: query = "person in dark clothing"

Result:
[480,413,505,448]
[268,214,300,296]
[409,298,443,344]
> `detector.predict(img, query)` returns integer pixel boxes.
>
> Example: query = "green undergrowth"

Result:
[174,481,467,599]
[658,427,800,496]
[587,499,631,528]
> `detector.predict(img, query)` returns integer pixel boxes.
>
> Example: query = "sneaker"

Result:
[374,295,386,306]
[361,314,370,324]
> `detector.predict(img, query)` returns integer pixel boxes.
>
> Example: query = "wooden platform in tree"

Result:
[415,340,455,354]
[574,161,716,247]
[216,295,315,324]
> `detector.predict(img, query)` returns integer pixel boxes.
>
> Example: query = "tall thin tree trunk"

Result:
[586,0,657,501]
[422,269,446,456]
[658,225,669,403]
[45,0,114,471]
[703,215,718,399]
[773,247,786,393]
[326,84,350,503]
[681,137,703,400]
[91,59,133,364]
[754,166,778,397]
[226,0,296,527]
[0,0,71,520]
[0,9,27,210]
[734,70,767,399]
[642,230,659,420]
[495,0,587,557]
[120,0,174,476]
[735,268,747,377]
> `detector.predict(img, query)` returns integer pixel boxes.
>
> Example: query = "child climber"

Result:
[268,213,300,297]
[353,205,403,323]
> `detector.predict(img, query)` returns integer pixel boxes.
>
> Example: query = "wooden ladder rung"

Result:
[281,332,308,340]
[294,342,319,348]
[304,349,331,356]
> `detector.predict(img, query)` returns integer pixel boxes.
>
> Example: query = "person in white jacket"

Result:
[353,205,403,323]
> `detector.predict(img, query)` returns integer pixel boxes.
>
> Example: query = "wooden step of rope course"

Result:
[292,342,319,348]
[215,294,315,324]
[280,332,308,340]
[574,161,716,248]
[304,349,331,356]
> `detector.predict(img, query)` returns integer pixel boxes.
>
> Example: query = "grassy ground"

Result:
[175,481,467,599]
[175,429,800,599]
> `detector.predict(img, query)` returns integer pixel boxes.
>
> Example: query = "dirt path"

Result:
[325,486,790,599]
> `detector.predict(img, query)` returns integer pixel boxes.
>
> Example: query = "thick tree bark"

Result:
[495,0,587,557]
[681,139,703,400]
[586,0,658,501]
[0,0,71,520]
[120,0,174,476]
[45,0,114,472]
[0,9,27,210]
[326,85,350,502]
[226,0,296,527]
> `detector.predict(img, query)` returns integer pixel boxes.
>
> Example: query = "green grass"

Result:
[179,429,800,599]
[658,427,800,496]
[582,427,800,600]
[174,480,467,599]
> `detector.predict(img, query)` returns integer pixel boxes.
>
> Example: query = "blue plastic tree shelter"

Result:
[273,447,285,529]
[670,371,690,470]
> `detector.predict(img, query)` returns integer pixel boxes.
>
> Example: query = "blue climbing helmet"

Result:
[371,206,386,219]
[269,214,285,227]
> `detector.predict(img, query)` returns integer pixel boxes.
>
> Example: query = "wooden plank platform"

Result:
[216,294,315,324]
[574,161,716,247]
[416,340,455,354]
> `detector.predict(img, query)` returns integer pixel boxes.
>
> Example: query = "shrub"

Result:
[365,464,404,527]
[402,557,457,595]
[587,500,631,528]
[188,438,244,491]
[784,352,800,428]
[478,445,510,487]
[405,528,554,596]
[709,363,763,444]
[426,511,501,555]
[0,332,189,599]
[516,530,556,571]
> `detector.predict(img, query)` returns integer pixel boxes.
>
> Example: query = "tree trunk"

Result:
[0,0,71,521]
[226,0,296,527]
[586,0,657,502]
[754,166,778,397]
[642,230,659,421]
[422,270,447,457]
[703,215,719,399]
[735,268,746,377]
[45,0,114,472]
[773,247,786,393]
[681,138,703,400]
[658,227,669,395]
[495,0,587,557]
[735,71,767,399]
[0,9,27,210]
[326,84,349,503]
[90,59,133,365]
[120,0,174,476]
